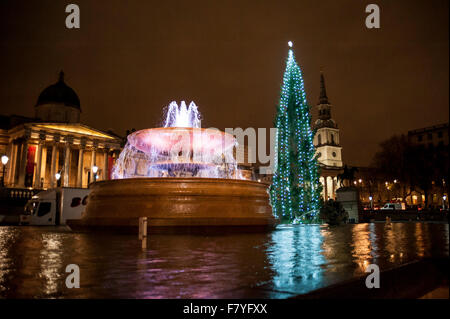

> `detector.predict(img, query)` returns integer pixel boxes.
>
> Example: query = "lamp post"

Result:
[92,165,98,182]
[369,196,373,210]
[1,155,9,187]
[443,195,447,210]
[55,172,61,188]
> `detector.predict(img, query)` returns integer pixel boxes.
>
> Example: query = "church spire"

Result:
[319,70,329,105]
[316,70,334,122]
[58,70,65,82]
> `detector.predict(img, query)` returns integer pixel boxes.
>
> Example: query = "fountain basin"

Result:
[113,127,240,179]
[128,127,236,155]
[67,178,278,231]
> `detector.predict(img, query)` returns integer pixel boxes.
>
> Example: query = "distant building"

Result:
[407,122,448,207]
[353,123,449,208]
[407,123,449,148]
[313,72,344,200]
[0,71,123,189]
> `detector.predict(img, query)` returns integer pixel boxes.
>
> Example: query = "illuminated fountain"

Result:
[68,101,277,231]
[112,101,241,180]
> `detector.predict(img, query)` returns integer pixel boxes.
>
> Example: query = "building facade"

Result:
[313,72,344,201]
[353,123,449,209]
[407,123,448,207]
[0,71,123,189]
[407,123,449,148]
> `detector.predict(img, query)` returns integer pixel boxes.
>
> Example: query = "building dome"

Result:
[36,71,80,109]
[35,71,81,123]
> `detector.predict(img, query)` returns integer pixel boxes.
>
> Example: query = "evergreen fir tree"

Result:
[269,42,322,223]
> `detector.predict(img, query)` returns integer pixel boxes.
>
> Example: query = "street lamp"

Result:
[55,171,61,187]
[369,196,373,210]
[443,195,447,210]
[92,165,98,182]
[1,155,9,187]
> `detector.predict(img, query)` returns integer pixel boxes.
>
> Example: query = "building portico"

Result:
[0,71,123,190]
[4,123,121,189]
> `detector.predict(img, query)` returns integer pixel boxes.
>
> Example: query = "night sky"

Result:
[0,0,448,166]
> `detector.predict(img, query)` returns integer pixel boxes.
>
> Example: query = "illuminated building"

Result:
[0,71,123,189]
[313,72,344,200]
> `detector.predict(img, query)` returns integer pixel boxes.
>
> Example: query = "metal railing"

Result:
[0,187,41,200]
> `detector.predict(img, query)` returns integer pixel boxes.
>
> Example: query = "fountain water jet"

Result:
[68,101,277,231]
[164,101,201,128]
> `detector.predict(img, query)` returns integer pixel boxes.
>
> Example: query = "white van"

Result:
[381,202,405,210]
[21,188,90,225]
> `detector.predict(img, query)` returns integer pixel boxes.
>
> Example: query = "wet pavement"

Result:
[0,222,448,298]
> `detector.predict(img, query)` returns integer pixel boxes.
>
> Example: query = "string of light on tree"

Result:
[269,42,322,224]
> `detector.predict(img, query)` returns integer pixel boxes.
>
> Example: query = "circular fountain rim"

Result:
[91,177,267,186]
[127,126,238,155]
[128,126,236,140]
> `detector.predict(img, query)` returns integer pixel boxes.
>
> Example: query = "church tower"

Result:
[313,72,343,168]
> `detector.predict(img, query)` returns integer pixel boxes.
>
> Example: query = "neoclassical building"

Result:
[0,71,123,189]
[312,72,344,200]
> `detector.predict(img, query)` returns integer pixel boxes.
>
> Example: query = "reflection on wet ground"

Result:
[0,222,448,298]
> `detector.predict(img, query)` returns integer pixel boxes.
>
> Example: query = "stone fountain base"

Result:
[67,178,278,232]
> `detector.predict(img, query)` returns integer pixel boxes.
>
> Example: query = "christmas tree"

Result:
[269,42,322,224]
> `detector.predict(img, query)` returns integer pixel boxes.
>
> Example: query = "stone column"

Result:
[50,134,60,188]
[90,140,98,181]
[17,129,31,188]
[103,148,109,180]
[331,177,336,200]
[40,145,47,188]
[63,135,73,187]
[323,176,328,201]
[77,138,86,187]
[13,142,22,186]
[33,131,46,189]
[327,176,334,200]
[33,143,42,188]
[6,142,17,186]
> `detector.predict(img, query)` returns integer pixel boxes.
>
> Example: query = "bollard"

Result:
[139,217,148,249]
